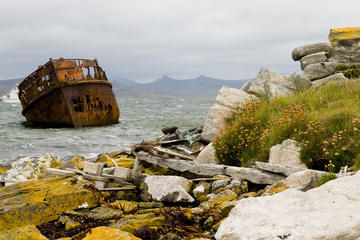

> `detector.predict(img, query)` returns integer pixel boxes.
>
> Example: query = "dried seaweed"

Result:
[37,212,120,240]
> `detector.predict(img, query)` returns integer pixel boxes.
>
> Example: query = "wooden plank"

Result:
[83,161,103,175]
[153,146,195,161]
[136,151,284,185]
[175,146,194,155]
[45,168,76,177]
[191,177,227,182]
[114,167,132,179]
[65,168,133,185]
[97,186,137,191]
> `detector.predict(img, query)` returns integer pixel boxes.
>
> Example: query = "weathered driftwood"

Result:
[159,139,187,145]
[152,146,195,161]
[46,168,133,186]
[254,161,306,176]
[83,161,104,175]
[191,177,228,182]
[45,168,76,177]
[136,152,284,185]
[175,146,195,155]
[96,186,137,191]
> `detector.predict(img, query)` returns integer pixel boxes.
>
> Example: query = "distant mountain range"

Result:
[0,75,252,98]
[111,75,252,97]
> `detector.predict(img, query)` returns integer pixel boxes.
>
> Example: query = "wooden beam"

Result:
[153,146,195,161]
[136,152,284,185]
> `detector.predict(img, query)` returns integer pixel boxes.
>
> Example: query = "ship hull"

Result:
[22,82,119,127]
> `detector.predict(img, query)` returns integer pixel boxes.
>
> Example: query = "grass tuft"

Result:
[214,78,360,171]
[314,174,337,187]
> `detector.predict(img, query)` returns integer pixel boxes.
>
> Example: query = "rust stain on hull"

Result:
[18,58,119,127]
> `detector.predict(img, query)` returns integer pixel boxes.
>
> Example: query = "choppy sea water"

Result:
[0,97,213,165]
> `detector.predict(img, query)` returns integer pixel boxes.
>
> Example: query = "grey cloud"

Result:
[0,0,359,82]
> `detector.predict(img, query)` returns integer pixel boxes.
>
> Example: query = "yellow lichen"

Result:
[0,166,7,174]
[97,154,135,168]
[82,226,140,240]
[240,192,257,198]
[71,156,86,170]
[0,177,98,230]
[263,181,288,196]
[329,27,360,47]
[0,225,48,240]
[109,213,165,233]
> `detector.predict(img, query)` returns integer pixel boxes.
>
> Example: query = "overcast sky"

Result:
[0,0,358,82]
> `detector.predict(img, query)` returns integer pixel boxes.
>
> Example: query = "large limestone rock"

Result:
[137,152,285,185]
[248,69,296,100]
[240,81,252,92]
[329,27,360,47]
[303,62,340,80]
[195,143,219,164]
[291,43,331,61]
[311,73,348,88]
[0,177,98,230]
[269,139,307,169]
[140,175,194,202]
[328,27,360,63]
[300,51,328,70]
[216,171,360,240]
[292,72,312,90]
[202,87,257,142]
[283,169,327,191]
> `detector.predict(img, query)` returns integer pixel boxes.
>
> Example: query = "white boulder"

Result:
[303,62,340,80]
[202,87,257,142]
[311,72,348,88]
[283,169,326,191]
[292,72,312,91]
[248,69,296,100]
[140,175,194,203]
[216,171,360,240]
[4,154,61,185]
[195,143,219,164]
[300,51,328,70]
[269,139,307,169]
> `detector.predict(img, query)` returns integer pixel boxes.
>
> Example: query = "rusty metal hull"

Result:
[23,82,119,127]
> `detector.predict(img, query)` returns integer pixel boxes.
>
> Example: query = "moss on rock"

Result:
[0,225,48,240]
[0,177,98,230]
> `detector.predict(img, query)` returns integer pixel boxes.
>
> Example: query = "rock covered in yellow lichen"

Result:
[263,181,288,196]
[71,156,86,170]
[0,225,48,240]
[97,154,135,168]
[82,226,140,240]
[109,212,165,233]
[4,154,62,184]
[329,27,360,47]
[0,177,98,230]
[0,166,7,174]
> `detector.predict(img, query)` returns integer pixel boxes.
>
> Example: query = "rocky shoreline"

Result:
[1,27,360,240]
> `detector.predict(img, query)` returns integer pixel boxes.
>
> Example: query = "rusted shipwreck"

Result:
[18,58,119,127]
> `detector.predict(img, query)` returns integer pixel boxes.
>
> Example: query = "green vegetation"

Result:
[334,65,360,79]
[314,174,337,187]
[214,78,360,171]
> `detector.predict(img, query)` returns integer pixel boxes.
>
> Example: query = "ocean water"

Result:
[0,97,214,165]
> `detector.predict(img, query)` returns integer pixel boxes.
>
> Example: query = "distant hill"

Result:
[0,78,23,96]
[127,75,252,97]
[0,75,253,98]
[111,81,168,98]
[111,77,140,87]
